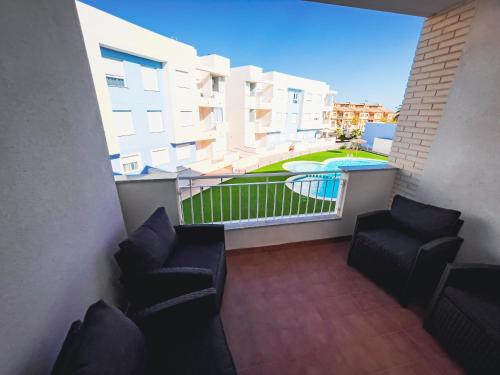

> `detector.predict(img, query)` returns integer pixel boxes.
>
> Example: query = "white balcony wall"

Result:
[116,174,180,233]
[115,169,396,250]
[0,0,127,373]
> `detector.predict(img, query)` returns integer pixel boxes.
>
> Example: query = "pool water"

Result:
[283,157,387,200]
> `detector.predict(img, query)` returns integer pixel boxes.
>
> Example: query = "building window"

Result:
[247,82,257,96]
[103,58,126,87]
[213,107,224,123]
[147,111,164,132]
[106,76,126,87]
[212,76,220,93]
[113,110,134,136]
[151,148,170,166]
[120,153,141,173]
[175,144,191,160]
[141,67,159,91]
[292,92,299,104]
[175,70,190,89]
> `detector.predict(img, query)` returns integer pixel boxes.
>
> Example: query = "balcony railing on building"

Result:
[177,170,346,228]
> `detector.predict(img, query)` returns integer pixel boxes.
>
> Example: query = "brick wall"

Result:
[390,0,476,198]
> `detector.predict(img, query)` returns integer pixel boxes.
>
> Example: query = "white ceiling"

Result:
[308,0,465,17]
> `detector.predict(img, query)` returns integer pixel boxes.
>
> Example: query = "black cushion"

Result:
[444,287,500,340]
[356,227,424,274]
[142,207,176,254]
[116,208,176,275]
[62,300,145,375]
[390,195,461,241]
[51,321,82,375]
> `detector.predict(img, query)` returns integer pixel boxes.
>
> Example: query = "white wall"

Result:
[0,0,127,373]
[115,174,181,233]
[416,0,500,263]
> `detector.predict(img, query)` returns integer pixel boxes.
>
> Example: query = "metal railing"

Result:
[177,171,347,225]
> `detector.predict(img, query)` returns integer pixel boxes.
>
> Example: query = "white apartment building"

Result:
[226,66,334,155]
[76,2,235,175]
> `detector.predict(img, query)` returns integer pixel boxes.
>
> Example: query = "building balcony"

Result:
[254,120,282,134]
[255,95,273,110]
[195,125,218,141]
[199,91,224,107]
[299,121,325,130]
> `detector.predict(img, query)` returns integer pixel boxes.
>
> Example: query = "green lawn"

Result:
[181,149,387,224]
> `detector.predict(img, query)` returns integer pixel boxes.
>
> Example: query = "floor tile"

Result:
[224,241,462,374]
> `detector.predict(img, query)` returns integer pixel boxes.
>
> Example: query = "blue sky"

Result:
[81,0,423,110]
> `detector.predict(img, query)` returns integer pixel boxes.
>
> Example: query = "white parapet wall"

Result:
[115,173,180,234]
[115,167,397,249]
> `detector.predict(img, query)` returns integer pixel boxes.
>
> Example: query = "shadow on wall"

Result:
[458,214,499,264]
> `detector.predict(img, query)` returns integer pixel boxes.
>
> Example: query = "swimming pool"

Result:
[283,157,388,200]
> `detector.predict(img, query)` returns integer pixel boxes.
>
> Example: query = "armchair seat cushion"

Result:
[167,241,224,273]
[444,287,500,340]
[352,227,424,293]
[356,227,424,272]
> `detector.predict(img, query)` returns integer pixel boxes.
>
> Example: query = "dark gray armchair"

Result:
[424,263,500,374]
[114,208,227,311]
[348,195,464,306]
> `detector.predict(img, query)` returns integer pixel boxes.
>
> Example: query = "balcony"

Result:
[195,123,218,141]
[255,95,273,109]
[7,0,500,374]
[199,91,224,107]
[254,120,282,134]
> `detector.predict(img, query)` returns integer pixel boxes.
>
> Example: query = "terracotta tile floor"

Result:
[221,240,464,375]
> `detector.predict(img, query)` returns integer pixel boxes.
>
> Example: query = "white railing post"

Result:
[189,178,195,224]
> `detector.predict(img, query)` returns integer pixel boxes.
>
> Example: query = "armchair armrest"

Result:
[419,236,464,255]
[415,237,464,271]
[425,263,500,327]
[441,263,500,291]
[123,267,214,310]
[353,210,391,234]
[130,288,217,334]
[175,224,225,244]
